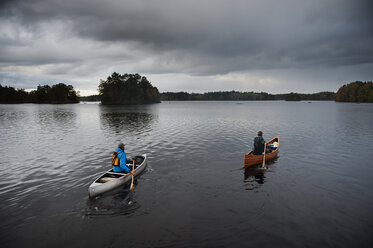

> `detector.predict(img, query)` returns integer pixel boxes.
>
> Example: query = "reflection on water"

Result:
[99,105,156,135]
[243,158,279,189]
[244,168,265,184]
[0,108,27,122]
[37,107,77,131]
[100,112,154,133]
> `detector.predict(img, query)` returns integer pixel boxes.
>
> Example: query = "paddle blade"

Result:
[130,161,135,191]
[130,176,135,191]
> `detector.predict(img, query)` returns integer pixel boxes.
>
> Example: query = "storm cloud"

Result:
[1,0,372,94]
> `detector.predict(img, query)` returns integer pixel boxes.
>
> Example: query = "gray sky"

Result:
[0,0,372,95]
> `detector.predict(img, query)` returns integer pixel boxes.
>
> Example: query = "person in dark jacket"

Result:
[253,131,266,155]
[112,142,135,174]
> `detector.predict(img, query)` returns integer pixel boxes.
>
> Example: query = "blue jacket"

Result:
[113,147,131,173]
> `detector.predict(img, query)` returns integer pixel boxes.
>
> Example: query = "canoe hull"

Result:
[244,136,279,168]
[88,154,147,197]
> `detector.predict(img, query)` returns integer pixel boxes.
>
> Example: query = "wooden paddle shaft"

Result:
[130,160,135,191]
[262,142,266,168]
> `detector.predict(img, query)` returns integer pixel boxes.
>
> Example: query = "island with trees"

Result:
[98,72,160,105]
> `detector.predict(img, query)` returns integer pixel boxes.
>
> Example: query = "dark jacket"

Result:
[253,136,265,155]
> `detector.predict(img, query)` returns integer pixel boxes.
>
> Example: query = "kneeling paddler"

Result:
[112,142,135,175]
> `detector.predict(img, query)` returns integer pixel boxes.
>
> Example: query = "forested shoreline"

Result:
[0,83,79,104]
[160,91,336,101]
[335,81,373,102]
[1,79,372,104]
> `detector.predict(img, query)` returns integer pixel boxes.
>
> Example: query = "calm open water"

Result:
[0,101,372,248]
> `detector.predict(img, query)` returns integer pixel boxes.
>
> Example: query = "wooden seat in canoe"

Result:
[99,177,116,183]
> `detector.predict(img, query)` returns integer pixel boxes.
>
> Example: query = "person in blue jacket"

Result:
[112,142,135,175]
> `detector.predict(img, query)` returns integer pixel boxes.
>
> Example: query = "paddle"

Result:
[130,160,135,191]
[258,142,267,171]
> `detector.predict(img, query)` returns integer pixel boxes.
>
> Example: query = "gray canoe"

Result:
[88,154,147,197]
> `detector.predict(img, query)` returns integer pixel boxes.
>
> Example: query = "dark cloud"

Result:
[0,0,372,93]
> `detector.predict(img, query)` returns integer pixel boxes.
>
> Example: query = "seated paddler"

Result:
[253,131,266,155]
[112,142,135,175]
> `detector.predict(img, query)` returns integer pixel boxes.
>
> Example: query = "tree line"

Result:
[2,78,371,104]
[284,91,336,101]
[79,95,100,101]
[161,91,282,101]
[0,72,161,105]
[0,83,79,104]
[161,91,336,101]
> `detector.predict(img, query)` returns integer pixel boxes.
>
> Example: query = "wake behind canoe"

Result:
[88,154,147,198]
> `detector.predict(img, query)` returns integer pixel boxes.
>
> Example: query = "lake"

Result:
[0,101,372,248]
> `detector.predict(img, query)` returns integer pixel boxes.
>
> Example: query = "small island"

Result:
[99,72,160,105]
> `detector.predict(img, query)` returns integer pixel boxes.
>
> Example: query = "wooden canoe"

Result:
[244,136,279,168]
[88,154,147,197]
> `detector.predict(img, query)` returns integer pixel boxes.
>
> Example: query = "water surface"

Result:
[0,101,372,247]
